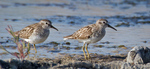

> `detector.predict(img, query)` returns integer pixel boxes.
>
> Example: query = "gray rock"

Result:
[121,62,150,69]
[126,46,150,64]
[121,62,133,69]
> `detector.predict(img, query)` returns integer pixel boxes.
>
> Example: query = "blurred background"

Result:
[0,0,150,59]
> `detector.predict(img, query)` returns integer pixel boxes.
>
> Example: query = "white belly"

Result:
[78,35,104,44]
[78,30,105,44]
[24,35,48,44]
[23,30,49,44]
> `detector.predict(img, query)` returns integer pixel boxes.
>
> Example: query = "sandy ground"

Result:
[0,54,126,69]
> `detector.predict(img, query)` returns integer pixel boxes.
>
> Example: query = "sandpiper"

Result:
[15,19,58,53]
[64,19,117,59]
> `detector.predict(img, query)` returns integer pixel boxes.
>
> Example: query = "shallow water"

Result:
[0,0,150,60]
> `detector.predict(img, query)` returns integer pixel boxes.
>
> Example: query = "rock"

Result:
[121,62,150,69]
[0,60,10,69]
[121,62,132,69]
[126,46,150,64]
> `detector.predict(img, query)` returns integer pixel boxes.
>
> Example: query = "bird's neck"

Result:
[98,25,106,31]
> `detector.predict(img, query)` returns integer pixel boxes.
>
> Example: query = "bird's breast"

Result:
[27,29,50,44]
[90,29,106,43]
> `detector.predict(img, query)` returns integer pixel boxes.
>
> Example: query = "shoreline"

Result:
[1,46,150,69]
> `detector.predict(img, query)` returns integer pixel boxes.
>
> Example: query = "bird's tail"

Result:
[63,35,74,40]
[14,31,19,36]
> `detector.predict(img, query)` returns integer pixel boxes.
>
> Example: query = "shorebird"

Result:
[15,19,58,53]
[64,19,117,59]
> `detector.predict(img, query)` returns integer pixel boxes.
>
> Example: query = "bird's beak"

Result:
[107,24,117,31]
[50,25,58,31]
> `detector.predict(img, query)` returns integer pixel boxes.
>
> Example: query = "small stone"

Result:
[65,42,71,45]
[122,47,127,49]
[118,45,125,48]
[93,45,104,48]
[69,21,75,24]
[143,41,147,43]
[112,50,119,53]
[75,46,82,50]
[118,45,127,49]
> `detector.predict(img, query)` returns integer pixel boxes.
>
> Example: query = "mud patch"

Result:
[0,54,126,69]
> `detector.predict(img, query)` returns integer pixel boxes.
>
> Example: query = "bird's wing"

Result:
[15,23,38,39]
[65,24,95,39]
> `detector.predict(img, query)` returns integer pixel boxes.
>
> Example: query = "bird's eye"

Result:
[103,22,106,23]
[46,22,48,24]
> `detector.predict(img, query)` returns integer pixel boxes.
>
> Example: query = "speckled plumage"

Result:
[15,23,39,39]
[15,19,58,53]
[64,19,117,59]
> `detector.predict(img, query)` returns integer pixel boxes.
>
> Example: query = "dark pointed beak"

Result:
[50,25,58,31]
[107,24,117,31]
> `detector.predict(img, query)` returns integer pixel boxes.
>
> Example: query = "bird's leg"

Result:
[82,43,87,59]
[33,44,37,53]
[27,42,30,54]
[27,42,30,47]
[85,43,91,59]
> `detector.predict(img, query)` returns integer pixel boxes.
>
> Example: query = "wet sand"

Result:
[0,54,126,69]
